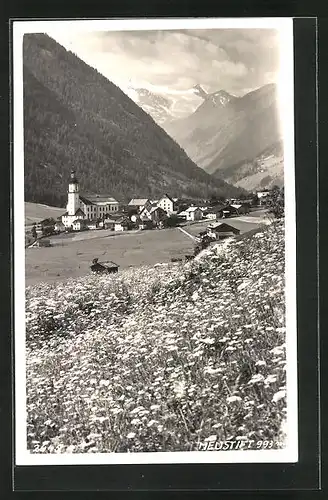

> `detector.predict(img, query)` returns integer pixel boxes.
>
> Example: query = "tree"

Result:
[31,224,37,239]
[165,214,180,228]
[251,194,259,207]
[42,225,54,236]
[267,187,284,218]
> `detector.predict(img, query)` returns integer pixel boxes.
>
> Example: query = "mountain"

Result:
[165,83,283,191]
[213,141,284,191]
[131,88,174,126]
[23,34,245,208]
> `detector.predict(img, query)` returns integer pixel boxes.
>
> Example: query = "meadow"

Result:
[25,216,263,285]
[25,220,287,454]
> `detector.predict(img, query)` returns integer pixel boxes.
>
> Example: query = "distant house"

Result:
[103,218,116,230]
[72,219,89,231]
[217,204,239,218]
[184,206,203,222]
[114,217,130,231]
[157,194,175,214]
[35,217,56,234]
[54,221,65,233]
[202,205,225,220]
[86,219,99,230]
[257,189,271,199]
[90,258,119,274]
[207,222,240,240]
[231,203,250,215]
[139,220,154,230]
[128,198,152,213]
[140,205,167,223]
[35,238,51,247]
[62,208,86,228]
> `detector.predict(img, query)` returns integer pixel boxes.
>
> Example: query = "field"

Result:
[25,220,286,453]
[25,214,267,286]
[25,202,65,227]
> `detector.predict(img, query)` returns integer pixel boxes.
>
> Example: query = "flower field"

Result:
[25,221,287,454]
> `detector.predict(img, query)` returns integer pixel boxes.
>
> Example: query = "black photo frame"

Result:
[1,6,322,495]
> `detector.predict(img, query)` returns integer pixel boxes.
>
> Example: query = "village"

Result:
[24,171,276,282]
[28,170,272,247]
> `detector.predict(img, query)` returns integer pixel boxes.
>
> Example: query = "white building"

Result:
[157,194,175,215]
[61,171,120,228]
[184,207,203,222]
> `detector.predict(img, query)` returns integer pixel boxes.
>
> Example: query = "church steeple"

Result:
[69,170,79,191]
[67,170,80,214]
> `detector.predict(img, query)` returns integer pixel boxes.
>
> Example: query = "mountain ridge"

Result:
[163,82,283,191]
[23,34,245,207]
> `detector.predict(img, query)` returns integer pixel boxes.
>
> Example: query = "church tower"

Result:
[67,170,80,216]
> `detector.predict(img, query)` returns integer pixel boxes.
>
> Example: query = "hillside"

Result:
[23,34,245,207]
[25,202,65,226]
[25,221,287,453]
[213,141,284,191]
[165,84,283,191]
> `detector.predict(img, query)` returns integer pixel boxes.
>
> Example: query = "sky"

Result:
[48,28,282,117]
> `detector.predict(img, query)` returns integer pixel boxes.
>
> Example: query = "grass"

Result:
[25,202,64,226]
[25,218,264,286]
[25,220,287,454]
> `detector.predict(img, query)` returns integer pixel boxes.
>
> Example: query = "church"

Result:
[61,171,120,228]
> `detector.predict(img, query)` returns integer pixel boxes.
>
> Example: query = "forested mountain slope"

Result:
[23,34,245,207]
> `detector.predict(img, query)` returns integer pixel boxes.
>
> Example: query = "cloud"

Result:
[48,27,281,115]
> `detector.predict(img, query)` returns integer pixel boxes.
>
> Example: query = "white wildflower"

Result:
[272,390,286,403]
[227,395,242,403]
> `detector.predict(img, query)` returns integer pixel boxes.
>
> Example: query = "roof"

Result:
[114,218,129,224]
[159,194,174,203]
[73,218,88,224]
[94,260,119,269]
[208,222,240,233]
[186,206,201,212]
[231,204,242,209]
[128,198,150,206]
[205,205,225,213]
[69,170,78,184]
[75,208,85,216]
[81,194,119,205]
[150,206,166,214]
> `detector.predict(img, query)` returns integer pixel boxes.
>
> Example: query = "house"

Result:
[157,194,175,214]
[139,220,154,230]
[140,205,167,223]
[54,221,65,233]
[202,205,225,220]
[128,198,152,212]
[114,217,130,231]
[218,204,240,218]
[103,218,116,230]
[184,207,203,222]
[207,222,240,240]
[90,258,119,274]
[72,219,89,231]
[257,189,271,199]
[35,238,51,247]
[230,203,250,215]
[86,219,99,230]
[80,194,120,219]
[61,171,120,228]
